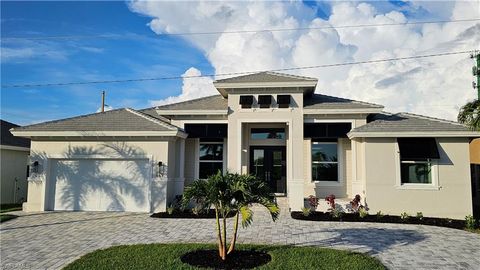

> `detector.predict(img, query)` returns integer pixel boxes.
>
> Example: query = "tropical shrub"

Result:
[416,212,424,220]
[307,195,319,211]
[331,208,344,219]
[325,194,336,210]
[400,212,410,221]
[182,171,279,261]
[349,195,362,212]
[301,207,311,217]
[465,215,477,230]
[191,204,204,216]
[376,211,384,220]
[359,207,368,218]
[166,205,174,215]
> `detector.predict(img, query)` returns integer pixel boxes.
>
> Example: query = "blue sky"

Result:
[1,1,477,125]
[1,1,213,125]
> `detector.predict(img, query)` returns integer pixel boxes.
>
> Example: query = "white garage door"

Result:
[48,158,151,212]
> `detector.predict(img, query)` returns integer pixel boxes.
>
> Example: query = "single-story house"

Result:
[1,120,30,204]
[11,72,480,219]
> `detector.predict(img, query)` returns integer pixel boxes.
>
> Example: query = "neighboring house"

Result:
[1,120,30,204]
[10,72,480,219]
[470,138,480,219]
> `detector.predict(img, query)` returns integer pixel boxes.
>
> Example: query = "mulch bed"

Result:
[181,249,271,269]
[151,209,235,219]
[291,211,466,230]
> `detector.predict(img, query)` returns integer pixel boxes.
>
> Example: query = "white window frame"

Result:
[197,141,225,179]
[311,141,343,186]
[394,143,440,190]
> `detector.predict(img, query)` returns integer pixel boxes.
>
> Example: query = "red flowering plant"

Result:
[307,195,319,211]
[325,194,336,210]
[350,194,362,213]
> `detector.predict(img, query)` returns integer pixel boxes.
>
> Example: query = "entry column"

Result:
[287,119,304,211]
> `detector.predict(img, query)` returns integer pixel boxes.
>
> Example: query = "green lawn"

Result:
[63,243,385,270]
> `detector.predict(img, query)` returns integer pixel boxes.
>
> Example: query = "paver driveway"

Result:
[1,209,479,270]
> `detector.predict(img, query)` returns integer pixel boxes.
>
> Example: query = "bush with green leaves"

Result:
[182,171,279,261]
[376,211,384,220]
[400,212,410,221]
[331,208,344,219]
[166,205,175,215]
[359,207,368,218]
[465,215,477,230]
[301,207,311,217]
[416,212,424,220]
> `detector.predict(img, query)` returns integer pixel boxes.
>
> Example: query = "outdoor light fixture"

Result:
[157,161,165,177]
[31,161,41,174]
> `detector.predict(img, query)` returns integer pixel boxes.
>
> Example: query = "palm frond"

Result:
[239,206,253,228]
[260,200,280,221]
[458,99,480,131]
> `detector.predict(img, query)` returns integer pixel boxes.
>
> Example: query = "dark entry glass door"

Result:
[250,146,286,194]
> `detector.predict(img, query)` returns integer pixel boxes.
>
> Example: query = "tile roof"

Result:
[303,94,384,110]
[214,71,318,84]
[351,112,471,133]
[1,120,30,148]
[11,108,179,132]
[153,95,228,111]
[142,93,383,113]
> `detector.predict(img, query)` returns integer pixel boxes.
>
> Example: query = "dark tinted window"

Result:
[251,128,285,139]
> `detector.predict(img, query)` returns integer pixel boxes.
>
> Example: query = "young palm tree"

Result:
[458,99,480,131]
[182,171,279,261]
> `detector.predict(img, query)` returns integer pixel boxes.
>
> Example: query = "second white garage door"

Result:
[48,158,151,212]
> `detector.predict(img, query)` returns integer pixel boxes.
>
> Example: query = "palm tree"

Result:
[458,99,480,131]
[182,171,279,261]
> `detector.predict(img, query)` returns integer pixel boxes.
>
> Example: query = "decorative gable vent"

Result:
[277,95,291,108]
[258,95,272,108]
[239,95,254,108]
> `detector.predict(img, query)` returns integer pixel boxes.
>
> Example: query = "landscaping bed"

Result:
[0,214,18,223]
[291,211,467,230]
[151,209,235,219]
[0,204,22,213]
[63,243,385,270]
[0,204,22,223]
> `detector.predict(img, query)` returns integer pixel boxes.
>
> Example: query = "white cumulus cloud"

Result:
[149,67,217,106]
[130,0,480,120]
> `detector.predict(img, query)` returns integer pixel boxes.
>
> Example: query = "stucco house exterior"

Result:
[1,120,30,204]
[10,72,480,219]
[470,138,480,218]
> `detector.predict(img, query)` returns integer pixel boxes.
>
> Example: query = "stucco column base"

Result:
[287,179,304,211]
[23,181,44,212]
[22,202,42,212]
[151,179,168,213]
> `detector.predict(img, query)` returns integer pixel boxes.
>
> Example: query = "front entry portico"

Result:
[250,146,286,195]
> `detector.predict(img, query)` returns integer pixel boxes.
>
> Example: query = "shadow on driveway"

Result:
[295,228,427,254]
[0,212,147,231]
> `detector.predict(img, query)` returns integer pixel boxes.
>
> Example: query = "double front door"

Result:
[250,146,286,194]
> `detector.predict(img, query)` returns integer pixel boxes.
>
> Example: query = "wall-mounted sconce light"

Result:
[31,160,41,174]
[157,161,166,177]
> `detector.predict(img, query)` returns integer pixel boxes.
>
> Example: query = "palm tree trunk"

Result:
[221,215,227,261]
[227,211,239,254]
[215,208,224,258]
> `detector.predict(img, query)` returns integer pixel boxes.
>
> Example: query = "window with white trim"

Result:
[199,141,223,179]
[400,161,432,184]
[311,141,338,181]
[397,138,439,185]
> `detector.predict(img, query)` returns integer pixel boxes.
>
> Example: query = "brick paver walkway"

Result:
[1,209,479,269]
